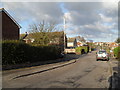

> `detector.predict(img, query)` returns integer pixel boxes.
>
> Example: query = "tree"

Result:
[28,21,57,45]
[115,38,120,43]
[114,47,120,59]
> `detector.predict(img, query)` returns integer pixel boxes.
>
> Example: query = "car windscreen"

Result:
[98,51,106,54]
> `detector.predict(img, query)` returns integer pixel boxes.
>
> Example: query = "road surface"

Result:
[2,51,118,88]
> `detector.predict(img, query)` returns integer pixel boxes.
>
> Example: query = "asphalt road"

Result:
[2,51,118,88]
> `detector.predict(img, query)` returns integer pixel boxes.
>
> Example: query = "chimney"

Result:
[22,32,28,39]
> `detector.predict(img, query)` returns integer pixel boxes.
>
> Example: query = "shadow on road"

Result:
[13,60,76,79]
[62,53,82,61]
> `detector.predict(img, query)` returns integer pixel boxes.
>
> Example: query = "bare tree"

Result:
[28,20,57,45]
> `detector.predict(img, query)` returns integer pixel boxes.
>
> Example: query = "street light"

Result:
[63,16,66,51]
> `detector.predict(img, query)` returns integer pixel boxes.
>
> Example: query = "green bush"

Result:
[2,40,61,65]
[75,47,82,54]
[83,46,89,53]
[114,46,120,59]
[75,46,89,54]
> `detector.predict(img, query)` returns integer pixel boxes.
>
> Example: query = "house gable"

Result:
[67,38,77,47]
[1,8,21,40]
[0,8,21,28]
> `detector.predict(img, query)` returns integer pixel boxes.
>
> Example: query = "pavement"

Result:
[3,53,86,81]
[0,71,2,90]
[109,58,120,89]
[3,59,76,80]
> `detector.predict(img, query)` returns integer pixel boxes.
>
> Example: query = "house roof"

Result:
[20,31,65,39]
[109,42,118,47]
[76,36,86,42]
[67,38,76,42]
[0,8,21,28]
[20,33,34,39]
[50,31,64,37]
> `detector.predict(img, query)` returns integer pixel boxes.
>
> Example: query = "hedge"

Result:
[2,40,61,65]
[114,46,120,59]
[75,46,89,54]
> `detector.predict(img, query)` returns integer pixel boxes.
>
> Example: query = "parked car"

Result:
[65,47,76,54]
[96,50,109,61]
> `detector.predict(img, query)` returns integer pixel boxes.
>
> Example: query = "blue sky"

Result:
[60,3,69,13]
[1,2,118,42]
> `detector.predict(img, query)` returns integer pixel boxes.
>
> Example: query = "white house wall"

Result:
[67,42,74,47]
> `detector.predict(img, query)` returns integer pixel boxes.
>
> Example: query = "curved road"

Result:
[3,51,114,88]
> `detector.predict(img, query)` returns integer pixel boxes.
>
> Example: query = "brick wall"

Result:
[2,11,19,40]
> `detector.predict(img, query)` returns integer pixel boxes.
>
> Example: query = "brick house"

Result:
[109,42,119,50]
[67,38,77,47]
[20,31,67,52]
[75,36,86,46]
[0,8,21,40]
[49,31,67,51]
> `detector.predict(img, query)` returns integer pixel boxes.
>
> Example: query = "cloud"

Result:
[63,2,118,42]
[99,13,113,22]
[65,20,117,42]
[64,2,103,25]
[2,2,118,42]
[3,2,63,24]
[64,12,73,23]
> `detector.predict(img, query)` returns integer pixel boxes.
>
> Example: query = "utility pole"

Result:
[63,16,66,51]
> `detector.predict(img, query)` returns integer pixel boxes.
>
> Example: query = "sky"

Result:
[0,1,118,42]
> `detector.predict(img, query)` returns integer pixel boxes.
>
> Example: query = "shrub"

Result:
[83,46,89,53]
[75,47,82,54]
[2,40,61,65]
[114,47,120,59]
[75,46,89,54]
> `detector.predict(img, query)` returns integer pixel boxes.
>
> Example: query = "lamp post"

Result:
[63,16,66,51]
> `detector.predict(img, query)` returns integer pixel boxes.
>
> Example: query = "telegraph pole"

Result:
[63,16,66,51]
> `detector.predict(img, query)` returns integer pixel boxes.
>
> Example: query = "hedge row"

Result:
[75,46,89,54]
[2,40,61,65]
[114,46,120,59]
